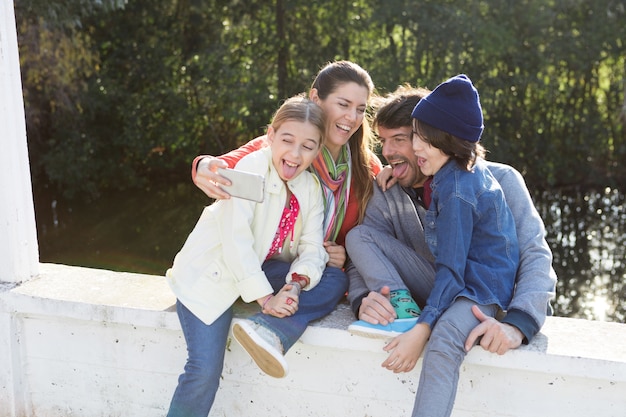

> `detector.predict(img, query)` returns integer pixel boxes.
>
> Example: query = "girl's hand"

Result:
[324,241,346,268]
[381,323,431,373]
[375,165,397,191]
[193,157,232,200]
[261,286,299,317]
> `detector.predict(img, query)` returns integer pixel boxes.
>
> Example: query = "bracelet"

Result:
[290,273,309,288]
[262,295,273,309]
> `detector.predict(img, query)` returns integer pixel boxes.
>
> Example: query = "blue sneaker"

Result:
[348,318,418,339]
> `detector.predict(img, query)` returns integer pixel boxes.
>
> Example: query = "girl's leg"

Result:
[412,298,498,417]
[167,300,233,417]
[251,259,348,351]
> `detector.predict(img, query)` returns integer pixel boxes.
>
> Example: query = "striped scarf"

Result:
[311,145,352,242]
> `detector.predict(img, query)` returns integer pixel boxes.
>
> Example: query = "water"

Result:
[35,183,626,323]
[536,187,626,322]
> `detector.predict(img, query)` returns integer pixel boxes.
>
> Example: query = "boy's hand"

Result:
[375,165,397,191]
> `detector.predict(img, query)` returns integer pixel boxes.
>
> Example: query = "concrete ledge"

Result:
[1,263,625,417]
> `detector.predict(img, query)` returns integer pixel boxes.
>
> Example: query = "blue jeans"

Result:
[167,260,347,417]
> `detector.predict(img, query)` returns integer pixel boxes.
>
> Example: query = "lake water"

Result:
[535,186,625,322]
[35,183,626,323]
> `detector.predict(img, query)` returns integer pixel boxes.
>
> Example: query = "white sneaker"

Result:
[232,319,288,378]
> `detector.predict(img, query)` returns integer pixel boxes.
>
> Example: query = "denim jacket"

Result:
[419,159,519,327]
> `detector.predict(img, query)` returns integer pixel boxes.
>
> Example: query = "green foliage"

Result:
[15,0,626,198]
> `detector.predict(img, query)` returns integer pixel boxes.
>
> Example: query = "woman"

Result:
[188,60,381,388]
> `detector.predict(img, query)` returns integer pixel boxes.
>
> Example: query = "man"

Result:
[345,85,556,354]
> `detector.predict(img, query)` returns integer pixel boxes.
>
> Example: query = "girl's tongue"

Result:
[282,160,299,180]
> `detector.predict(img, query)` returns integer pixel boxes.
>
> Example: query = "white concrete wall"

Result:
[0,0,39,284]
[1,263,625,417]
[1,1,39,414]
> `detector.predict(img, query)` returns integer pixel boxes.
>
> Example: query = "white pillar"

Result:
[0,0,39,283]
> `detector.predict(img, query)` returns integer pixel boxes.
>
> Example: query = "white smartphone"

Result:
[217,168,265,203]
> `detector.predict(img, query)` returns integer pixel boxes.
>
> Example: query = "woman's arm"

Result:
[191,136,269,199]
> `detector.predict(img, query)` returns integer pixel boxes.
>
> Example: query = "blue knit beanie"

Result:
[411,74,484,142]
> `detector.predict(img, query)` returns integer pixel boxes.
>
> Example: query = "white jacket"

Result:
[167,147,327,325]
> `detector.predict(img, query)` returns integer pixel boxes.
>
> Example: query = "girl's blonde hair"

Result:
[311,60,376,223]
[270,94,326,148]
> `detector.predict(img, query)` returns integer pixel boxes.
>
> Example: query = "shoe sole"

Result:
[347,325,399,339]
[348,318,419,339]
[232,321,288,378]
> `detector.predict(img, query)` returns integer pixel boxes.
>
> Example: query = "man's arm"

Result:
[486,162,557,342]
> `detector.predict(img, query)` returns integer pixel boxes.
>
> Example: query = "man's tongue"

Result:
[282,161,298,179]
[392,162,408,178]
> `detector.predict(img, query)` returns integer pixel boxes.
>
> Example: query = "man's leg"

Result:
[346,223,435,307]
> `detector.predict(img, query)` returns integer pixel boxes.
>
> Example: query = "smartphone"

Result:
[217,168,265,203]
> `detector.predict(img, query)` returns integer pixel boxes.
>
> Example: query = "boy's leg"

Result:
[412,298,498,417]
[167,301,233,417]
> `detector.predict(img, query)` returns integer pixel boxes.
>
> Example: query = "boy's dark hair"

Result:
[413,119,486,171]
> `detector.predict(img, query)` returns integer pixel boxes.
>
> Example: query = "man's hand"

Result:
[358,286,396,325]
[324,241,347,268]
[193,157,232,200]
[465,305,523,354]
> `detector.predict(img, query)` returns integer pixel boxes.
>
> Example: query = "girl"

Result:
[166,96,328,417]
[382,74,520,417]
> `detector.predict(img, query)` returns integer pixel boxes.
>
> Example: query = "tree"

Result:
[16,0,626,198]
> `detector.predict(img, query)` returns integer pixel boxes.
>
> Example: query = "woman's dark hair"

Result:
[311,60,377,223]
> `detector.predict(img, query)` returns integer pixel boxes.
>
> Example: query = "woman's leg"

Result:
[412,298,498,417]
[250,259,348,351]
[167,300,233,417]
